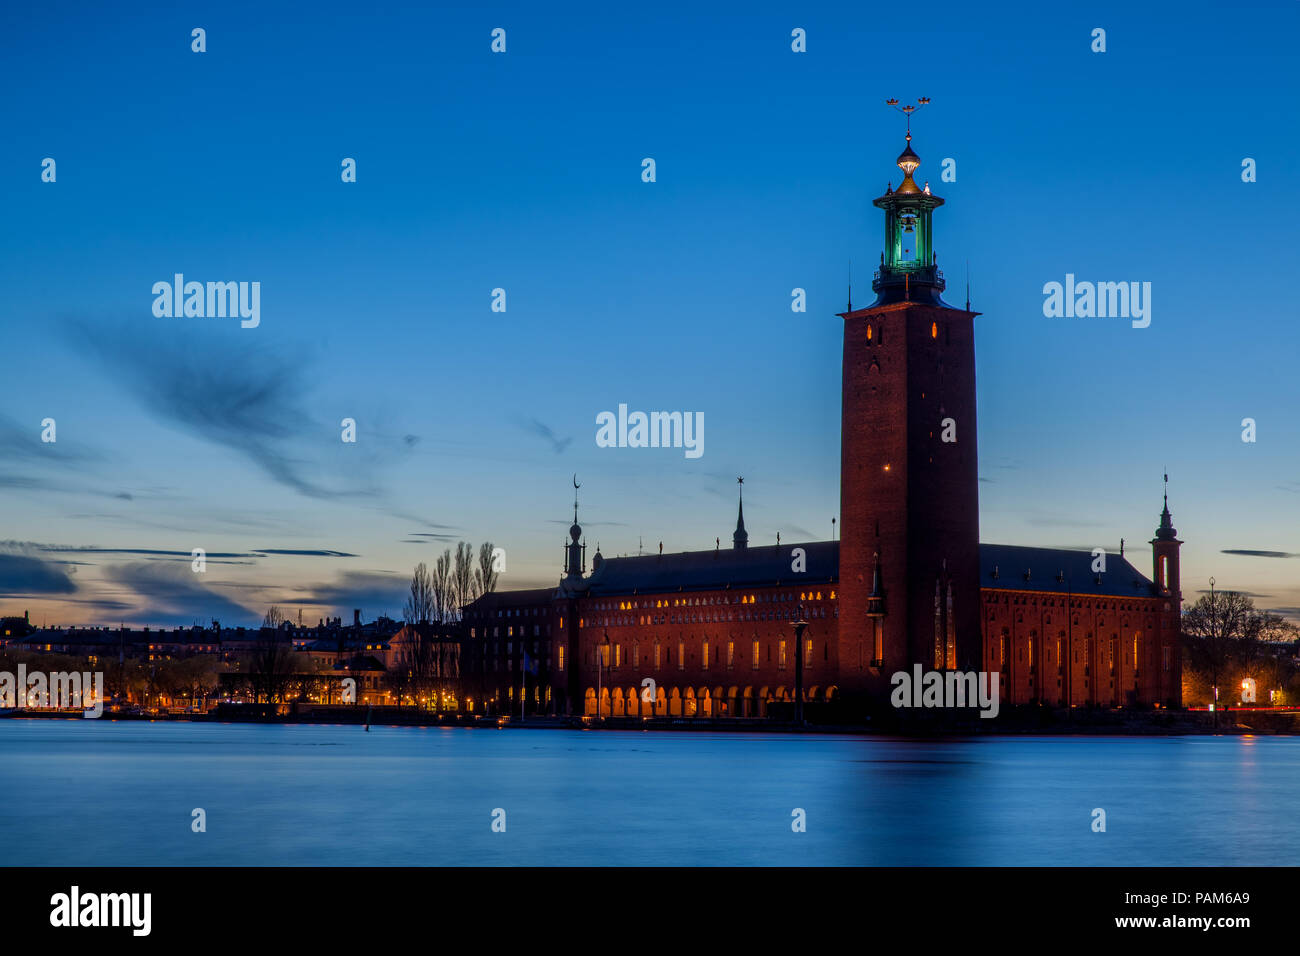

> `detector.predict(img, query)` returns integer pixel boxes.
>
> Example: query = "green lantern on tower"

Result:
[871,98,948,306]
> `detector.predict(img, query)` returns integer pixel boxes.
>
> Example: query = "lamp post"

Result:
[1209,577,1218,728]
[792,606,808,726]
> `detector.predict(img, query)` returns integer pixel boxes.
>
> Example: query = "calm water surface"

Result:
[1,721,1293,866]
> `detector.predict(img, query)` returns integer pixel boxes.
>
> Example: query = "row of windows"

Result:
[469,625,550,639]
[592,606,835,628]
[992,630,1173,673]
[595,591,835,613]
[587,638,825,672]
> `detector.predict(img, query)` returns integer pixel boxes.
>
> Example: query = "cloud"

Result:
[99,561,258,625]
[0,553,78,596]
[6,542,252,559]
[0,415,97,466]
[518,418,573,454]
[68,321,403,501]
[1221,550,1299,559]
[287,570,410,619]
[250,549,358,557]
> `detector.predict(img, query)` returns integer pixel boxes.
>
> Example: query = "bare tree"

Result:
[1184,590,1300,700]
[452,542,474,620]
[249,608,296,704]
[432,550,453,624]
[403,562,434,625]
[474,541,500,601]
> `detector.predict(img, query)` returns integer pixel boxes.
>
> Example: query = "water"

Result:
[0,720,1292,866]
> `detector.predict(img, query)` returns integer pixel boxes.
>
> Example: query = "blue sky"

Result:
[2,0,1298,626]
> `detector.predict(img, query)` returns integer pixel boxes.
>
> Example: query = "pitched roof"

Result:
[979,543,1157,598]
[584,541,839,596]
[462,587,558,614]
[461,541,1159,602]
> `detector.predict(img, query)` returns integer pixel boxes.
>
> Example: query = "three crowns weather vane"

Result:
[886,97,931,138]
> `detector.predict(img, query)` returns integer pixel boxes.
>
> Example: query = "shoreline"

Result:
[3,707,1296,736]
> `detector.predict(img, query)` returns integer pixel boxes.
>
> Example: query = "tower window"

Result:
[867,324,873,341]
[930,322,938,339]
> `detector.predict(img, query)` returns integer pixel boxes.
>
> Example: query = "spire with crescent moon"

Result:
[564,474,586,578]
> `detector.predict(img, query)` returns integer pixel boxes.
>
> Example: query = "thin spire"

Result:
[965,260,970,311]
[1155,471,1177,541]
[733,476,749,550]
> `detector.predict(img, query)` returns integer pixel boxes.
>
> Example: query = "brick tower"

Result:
[838,113,982,700]
[1150,477,1183,707]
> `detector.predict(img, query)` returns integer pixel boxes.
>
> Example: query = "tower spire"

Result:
[733,476,749,550]
[1155,472,1177,540]
[871,98,948,307]
[564,475,585,578]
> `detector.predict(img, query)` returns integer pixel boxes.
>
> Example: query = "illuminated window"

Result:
[752,639,760,670]
[933,579,943,669]
[866,324,873,340]
[930,321,938,339]
[654,639,661,669]
[779,640,787,670]
[702,640,709,669]
[727,640,735,669]
[1160,556,1169,590]
[945,584,956,670]
[678,640,685,671]
[615,643,622,667]
[558,645,565,670]
[805,638,813,666]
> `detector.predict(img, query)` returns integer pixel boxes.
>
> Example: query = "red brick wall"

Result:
[980,589,1178,707]
[839,301,982,696]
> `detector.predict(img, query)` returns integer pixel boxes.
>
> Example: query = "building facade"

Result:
[461,130,1183,717]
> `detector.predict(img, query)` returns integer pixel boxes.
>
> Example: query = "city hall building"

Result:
[462,130,1183,718]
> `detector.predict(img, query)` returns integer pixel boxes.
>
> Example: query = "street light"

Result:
[791,605,808,726]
